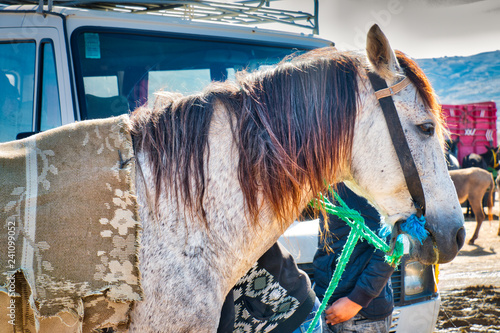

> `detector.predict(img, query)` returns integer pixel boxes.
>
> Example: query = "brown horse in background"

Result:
[450,167,495,245]
[496,175,500,237]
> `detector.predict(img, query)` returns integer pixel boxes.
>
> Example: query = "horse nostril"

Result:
[456,227,466,250]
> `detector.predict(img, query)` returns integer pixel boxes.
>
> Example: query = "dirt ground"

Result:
[434,206,500,332]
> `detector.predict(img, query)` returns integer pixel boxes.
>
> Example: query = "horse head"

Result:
[445,151,460,170]
[348,25,465,265]
[445,138,460,169]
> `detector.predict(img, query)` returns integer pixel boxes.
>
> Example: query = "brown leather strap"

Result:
[367,72,426,217]
[374,77,411,100]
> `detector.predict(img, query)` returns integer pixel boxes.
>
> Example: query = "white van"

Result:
[0,2,439,332]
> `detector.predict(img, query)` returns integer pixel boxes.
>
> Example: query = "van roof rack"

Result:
[1,0,319,34]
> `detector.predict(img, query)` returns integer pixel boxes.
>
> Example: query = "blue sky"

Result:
[269,0,500,59]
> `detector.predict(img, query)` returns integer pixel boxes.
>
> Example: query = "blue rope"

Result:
[400,214,429,245]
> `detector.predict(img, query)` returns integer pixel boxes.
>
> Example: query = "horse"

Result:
[1,25,465,332]
[450,167,495,245]
[496,174,500,237]
[445,138,460,170]
[462,146,500,171]
[446,138,459,158]
[462,153,488,170]
[445,150,460,170]
[462,146,499,216]
[481,146,500,171]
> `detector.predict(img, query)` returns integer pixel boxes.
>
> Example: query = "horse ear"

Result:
[366,24,401,80]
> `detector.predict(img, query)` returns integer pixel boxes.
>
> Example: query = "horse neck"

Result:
[133,107,292,296]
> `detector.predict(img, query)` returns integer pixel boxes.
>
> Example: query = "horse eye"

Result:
[418,122,435,136]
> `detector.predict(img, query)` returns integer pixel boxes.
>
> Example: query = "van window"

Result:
[73,30,305,120]
[0,41,36,142]
[83,76,119,97]
[148,69,211,100]
[39,41,62,132]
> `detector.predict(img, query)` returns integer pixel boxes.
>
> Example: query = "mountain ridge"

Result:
[417,50,500,106]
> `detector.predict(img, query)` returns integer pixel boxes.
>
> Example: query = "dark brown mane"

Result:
[130,47,362,228]
[130,83,241,224]
[236,47,361,226]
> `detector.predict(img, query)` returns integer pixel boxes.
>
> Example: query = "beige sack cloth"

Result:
[0,115,142,332]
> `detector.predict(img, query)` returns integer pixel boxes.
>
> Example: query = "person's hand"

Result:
[324,297,362,325]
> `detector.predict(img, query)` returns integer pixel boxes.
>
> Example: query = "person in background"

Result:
[218,242,322,333]
[313,183,394,333]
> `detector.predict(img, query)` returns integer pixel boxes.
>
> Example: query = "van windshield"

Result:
[73,30,309,120]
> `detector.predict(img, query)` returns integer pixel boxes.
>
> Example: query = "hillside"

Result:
[417,50,500,106]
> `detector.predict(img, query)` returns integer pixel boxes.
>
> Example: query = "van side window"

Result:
[39,41,62,132]
[0,41,36,143]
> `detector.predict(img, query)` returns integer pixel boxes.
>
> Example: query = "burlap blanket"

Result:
[0,115,141,332]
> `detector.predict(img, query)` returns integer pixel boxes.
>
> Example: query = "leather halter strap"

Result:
[367,72,426,217]
[374,77,411,99]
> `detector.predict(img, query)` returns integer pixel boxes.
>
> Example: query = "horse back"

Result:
[450,167,494,203]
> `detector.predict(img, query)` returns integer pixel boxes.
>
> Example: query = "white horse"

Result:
[127,25,464,332]
[1,25,464,332]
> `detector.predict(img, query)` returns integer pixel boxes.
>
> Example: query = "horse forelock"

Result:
[130,47,362,229]
[395,51,447,147]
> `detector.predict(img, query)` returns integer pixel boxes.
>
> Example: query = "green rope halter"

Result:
[305,189,405,333]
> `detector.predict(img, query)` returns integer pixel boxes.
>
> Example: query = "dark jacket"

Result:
[218,242,316,333]
[313,184,394,320]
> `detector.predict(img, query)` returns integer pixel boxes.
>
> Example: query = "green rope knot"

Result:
[385,234,405,267]
[305,189,405,333]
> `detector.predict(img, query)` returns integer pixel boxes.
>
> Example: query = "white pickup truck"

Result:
[0,2,439,332]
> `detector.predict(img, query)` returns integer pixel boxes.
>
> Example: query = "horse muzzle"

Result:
[410,222,465,265]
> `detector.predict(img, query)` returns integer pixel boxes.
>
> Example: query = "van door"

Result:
[0,24,73,143]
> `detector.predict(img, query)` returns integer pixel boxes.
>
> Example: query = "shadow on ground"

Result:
[457,244,497,257]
